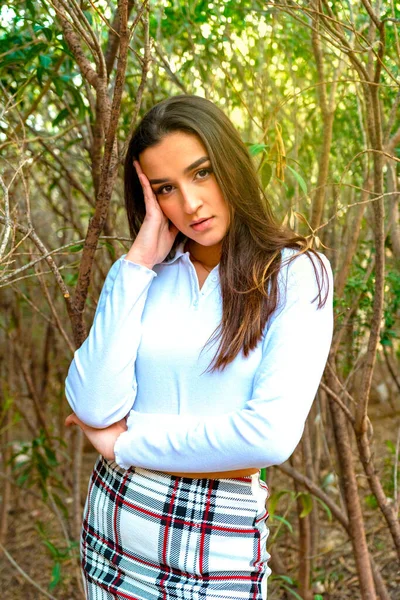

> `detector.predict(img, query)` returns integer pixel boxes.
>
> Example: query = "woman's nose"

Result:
[180,186,203,214]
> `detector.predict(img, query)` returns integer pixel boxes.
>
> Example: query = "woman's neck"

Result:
[184,239,221,270]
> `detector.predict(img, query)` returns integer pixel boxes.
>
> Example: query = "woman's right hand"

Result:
[125,160,180,269]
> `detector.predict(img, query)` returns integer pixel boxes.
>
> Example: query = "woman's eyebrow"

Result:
[149,156,210,184]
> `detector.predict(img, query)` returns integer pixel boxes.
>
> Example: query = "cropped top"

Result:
[65,239,334,472]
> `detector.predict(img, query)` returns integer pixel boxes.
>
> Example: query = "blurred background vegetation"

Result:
[0,0,399,598]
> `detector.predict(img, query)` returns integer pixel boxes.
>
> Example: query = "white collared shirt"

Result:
[65,240,334,472]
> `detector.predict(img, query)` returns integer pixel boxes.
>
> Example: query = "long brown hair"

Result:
[124,94,330,373]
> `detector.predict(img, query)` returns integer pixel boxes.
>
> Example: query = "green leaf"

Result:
[36,66,45,86]
[36,454,49,483]
[70,86,87,120]
[99,240,116,259]
[385,440,396,454]
[321,472,335,489]
[16,471,30,486]
[280,584,303,600]
[314,496,332,521]
[26,0,36,16]
[49,562,61,590]
[42,28,53,42]
[52,108,69,127]
[52,76,66,98]
[286,164,308,195]
[43,539,59,558]
[44,446,58,467]
[69,243,84,253]
[274,575,295,585]
[83,10,93,25]
[27,42,48,62]
[248,143,268,156]
[261,161,272,189]
[33,25,53,41]
[270,514,293,533]
[52,492,69,520]
[268,489,293,517]
[80,209,95,219]
[35,520,46,538]
[59,39,74,59]
[63,272,79,286]
[365,494,378,509]
[39,55,52,69]
[298,492,313,518]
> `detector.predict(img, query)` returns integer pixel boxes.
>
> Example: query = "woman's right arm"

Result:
[64,257,157,428]
[65,159,179,428]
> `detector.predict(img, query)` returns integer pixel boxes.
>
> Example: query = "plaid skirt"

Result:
[81,455,271,600]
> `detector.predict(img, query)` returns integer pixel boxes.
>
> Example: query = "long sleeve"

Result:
[114,251,334,471]
[65,256,157,428]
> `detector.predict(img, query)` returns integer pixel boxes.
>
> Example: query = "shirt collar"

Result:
[160,237,220,273]
[160,238,188,265]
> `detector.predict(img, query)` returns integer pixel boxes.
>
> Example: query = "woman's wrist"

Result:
[124,250,155,270]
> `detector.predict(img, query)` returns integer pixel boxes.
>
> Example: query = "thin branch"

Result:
[394,426,400,513]
[35,265,75,354]
[0,218,71,307]
[122,4,152,153]
[360,0,381,29]
[0,228,131,285]
[52,0,102,72]
[0,174,11,259]
[0,541,59,600]
[50,0,99,88]
[319,381,355,424]
[10,284,54,325]
[65,0,107,77]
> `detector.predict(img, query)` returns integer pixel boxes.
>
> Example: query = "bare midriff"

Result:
[161,468,259,479]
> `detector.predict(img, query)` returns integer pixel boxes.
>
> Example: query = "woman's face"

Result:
[138,131,230,249]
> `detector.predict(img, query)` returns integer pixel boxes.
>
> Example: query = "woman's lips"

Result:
[190,217,214,231]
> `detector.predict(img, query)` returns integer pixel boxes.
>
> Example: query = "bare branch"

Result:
[50,0,100,88]
[0,541,59,600]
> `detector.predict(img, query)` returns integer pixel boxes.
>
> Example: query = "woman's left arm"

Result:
[113,251,335,472]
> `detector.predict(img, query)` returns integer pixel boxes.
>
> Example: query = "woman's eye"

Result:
[156,185,173,195]
[196,168,211,179]
[155,168,211,196]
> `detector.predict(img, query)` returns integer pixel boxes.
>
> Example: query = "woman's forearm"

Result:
[65,256,157,428]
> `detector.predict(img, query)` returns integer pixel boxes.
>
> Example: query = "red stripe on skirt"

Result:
[198,480,215,575]
[160,478,180,599]
[111,469,131,590]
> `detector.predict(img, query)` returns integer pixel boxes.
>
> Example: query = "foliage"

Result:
[36,520,79,591]
[10,429,68,506]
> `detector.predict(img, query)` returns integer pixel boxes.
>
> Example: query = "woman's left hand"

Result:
[65,413,128,461]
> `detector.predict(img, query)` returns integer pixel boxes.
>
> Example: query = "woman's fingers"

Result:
[131,159,179,261]
[134,160,150,193]
[133,160,161,215]
[65,413,78,427]
[65,413,86,429]
[133,159,145,176]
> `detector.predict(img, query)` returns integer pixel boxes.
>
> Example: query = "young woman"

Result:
[65,94,334,599]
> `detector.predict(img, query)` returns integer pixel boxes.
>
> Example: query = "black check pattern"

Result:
[81,456,271,599]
